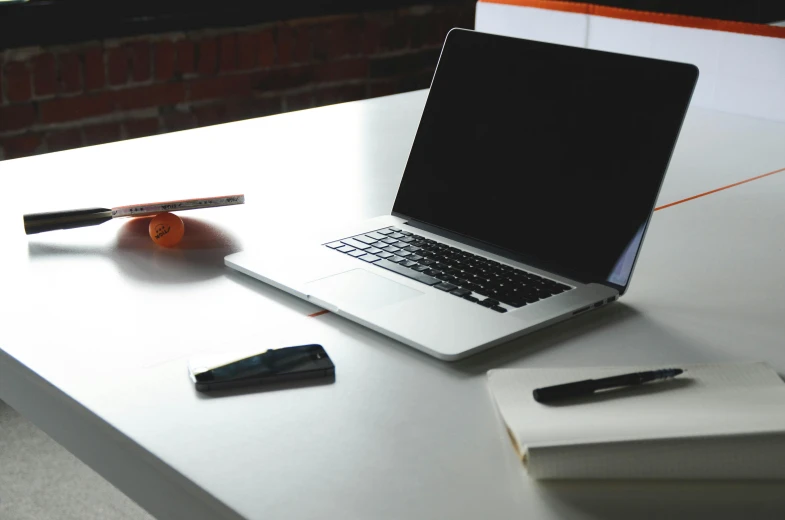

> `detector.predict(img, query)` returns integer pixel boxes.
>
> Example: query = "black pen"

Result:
[532,368,684,403]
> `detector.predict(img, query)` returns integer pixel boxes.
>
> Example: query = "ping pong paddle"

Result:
[23,194,244,235]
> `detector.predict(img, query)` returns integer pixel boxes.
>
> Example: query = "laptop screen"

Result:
[392,29,697,292]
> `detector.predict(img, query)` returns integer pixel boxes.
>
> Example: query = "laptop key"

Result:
[434,282,458,292]
[354,235,378,244]
[488,289,506,300]
[375,259,441,285]
[342,238,370,250]
[326,241,344,249]
[349,250,366,257]
[350,234,575,306]
[360,254,381,263]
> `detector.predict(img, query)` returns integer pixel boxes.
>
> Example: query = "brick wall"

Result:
[0,4,474,161]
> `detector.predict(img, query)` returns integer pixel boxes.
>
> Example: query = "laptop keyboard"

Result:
[324,227,572,313]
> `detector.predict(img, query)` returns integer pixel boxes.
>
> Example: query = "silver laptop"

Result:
[226,29,698,360]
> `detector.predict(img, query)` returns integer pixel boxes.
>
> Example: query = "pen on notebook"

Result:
[532,368,684,404]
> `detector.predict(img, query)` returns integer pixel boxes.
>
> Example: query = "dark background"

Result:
[2,0,785,49]
[0,0,782,161]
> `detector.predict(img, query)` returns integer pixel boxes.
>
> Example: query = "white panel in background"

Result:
[475,1,785,122]
[588,17,724,109]
[475,2,588,47]
[713,31,785,121]
[719,30,785,84]
[586,15,655,56]
[715,75,785,122]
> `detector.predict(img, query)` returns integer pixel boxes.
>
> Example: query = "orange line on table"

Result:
[655,166,785,212]
[308,310,331,318]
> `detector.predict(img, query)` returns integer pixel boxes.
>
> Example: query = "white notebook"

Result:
[487,363,785,479]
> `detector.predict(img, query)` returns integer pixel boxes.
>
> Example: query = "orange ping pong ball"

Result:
[149,212,185,247]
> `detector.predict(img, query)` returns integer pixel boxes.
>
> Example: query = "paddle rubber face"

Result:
[111,194,244,217]
[23,195,244,234]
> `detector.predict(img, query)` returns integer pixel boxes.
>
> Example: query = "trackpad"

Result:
[305,269,424,311]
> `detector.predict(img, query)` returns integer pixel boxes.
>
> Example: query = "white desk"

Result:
[2,90,785,519]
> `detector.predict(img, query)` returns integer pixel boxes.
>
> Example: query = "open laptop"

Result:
[226,29,698,361]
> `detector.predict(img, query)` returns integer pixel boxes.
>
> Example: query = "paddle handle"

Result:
[23,208,114,235]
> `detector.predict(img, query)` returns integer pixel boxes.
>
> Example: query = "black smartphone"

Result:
[188,344,335,392]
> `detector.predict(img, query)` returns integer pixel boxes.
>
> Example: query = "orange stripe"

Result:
[308,310,331,318]
[480,0,785,40]
[655,166,785,211]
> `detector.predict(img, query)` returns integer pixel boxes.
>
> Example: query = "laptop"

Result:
[225,29,698,361]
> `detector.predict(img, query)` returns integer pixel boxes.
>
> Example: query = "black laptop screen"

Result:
[392,30,697,291]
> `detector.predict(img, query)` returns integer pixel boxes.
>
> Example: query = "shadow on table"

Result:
[534,479,785,520]
[220,261,715,380]
[223,269,324,316]
[315,297,689,378]
[27,217,240,284]
[348,303,655,376]
[448,304,644,375]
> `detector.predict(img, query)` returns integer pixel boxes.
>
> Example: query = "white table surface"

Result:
[2,90,785,520]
